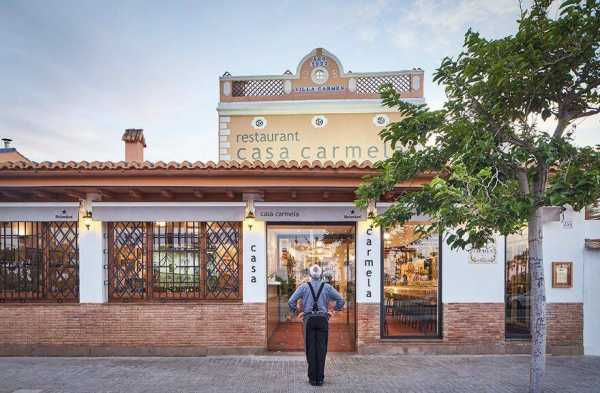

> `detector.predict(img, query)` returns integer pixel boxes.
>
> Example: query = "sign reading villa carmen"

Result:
[220,49,413,163]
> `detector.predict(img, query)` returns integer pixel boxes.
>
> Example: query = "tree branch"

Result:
[552,117,570,139]
[577,108,600,119]
[517,169,530,195]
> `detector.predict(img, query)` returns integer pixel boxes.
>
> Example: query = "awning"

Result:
[0,203,79,221]
[92,202,245,222]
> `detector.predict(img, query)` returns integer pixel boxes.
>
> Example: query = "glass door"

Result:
[266,224,355,351]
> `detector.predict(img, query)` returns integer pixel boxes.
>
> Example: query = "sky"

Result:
[1,0,598,163]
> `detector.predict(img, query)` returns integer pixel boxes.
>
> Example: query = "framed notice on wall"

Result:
[552,262,573,288]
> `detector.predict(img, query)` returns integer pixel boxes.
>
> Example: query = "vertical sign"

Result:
[243,220,266,303]
[356,220,381,303]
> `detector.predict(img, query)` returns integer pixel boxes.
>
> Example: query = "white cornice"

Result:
[0,202,79,207]
[256,202,358,207]
[219,69,423,82]
[216,98,426,115]
[93,202,246,207]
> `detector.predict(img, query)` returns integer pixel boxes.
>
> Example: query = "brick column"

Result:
[546,303,583,355]
[357,303,380,351]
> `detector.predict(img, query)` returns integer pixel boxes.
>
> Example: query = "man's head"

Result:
[309,264,322,280]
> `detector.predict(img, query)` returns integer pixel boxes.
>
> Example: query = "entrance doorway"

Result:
[266,224,356,352]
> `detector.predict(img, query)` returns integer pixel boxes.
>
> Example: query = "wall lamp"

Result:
[245,199,256,231]
[367,200,377,229]
[80,198,94,230]
[82,210,93,230]
[245,210,256,231]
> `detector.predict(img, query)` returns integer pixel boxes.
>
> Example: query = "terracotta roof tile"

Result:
[0,160,376,171]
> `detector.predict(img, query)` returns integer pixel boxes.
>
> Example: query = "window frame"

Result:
[379,225,443,340]
[107,221,242,303]
[585,200,600,220]
[504,232,531,340]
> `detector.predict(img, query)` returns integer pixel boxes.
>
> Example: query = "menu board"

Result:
[552,262,573,288]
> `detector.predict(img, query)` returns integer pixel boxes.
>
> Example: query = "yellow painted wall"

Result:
[226,112,403,162]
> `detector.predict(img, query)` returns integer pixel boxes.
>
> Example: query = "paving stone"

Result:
[11,390,44,393]
[0,355,598,393]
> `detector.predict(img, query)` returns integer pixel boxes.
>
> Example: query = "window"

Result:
[153,222,201,299]
[382,223,440,338]
[107,221,241,301]
[505,230,530,338]
[0,221,79,302]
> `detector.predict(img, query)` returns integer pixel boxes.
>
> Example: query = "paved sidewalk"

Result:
[1,355,599,393]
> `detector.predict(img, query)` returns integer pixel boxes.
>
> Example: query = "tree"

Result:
[356,1,600,392]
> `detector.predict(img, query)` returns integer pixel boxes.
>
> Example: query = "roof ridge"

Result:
[0,159,376,170]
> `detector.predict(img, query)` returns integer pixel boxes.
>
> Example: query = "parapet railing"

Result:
[220,70,423,100]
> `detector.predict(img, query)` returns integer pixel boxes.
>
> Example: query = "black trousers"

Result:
[304,315,329,382]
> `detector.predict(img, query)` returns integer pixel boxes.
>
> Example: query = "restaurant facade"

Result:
[0,48,599,356]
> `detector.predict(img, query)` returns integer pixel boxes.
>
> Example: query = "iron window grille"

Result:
[232,79,285,97]
[0,221,79,302]
[107,221,241,302]
[356,75,412,94]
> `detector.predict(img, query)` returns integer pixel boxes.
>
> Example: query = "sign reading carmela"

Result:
[469,240,497,264]
[217,48,425,163]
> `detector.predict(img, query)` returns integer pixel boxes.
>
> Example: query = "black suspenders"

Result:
[308,282,325,313]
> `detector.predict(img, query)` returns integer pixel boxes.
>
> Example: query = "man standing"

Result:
[288,264,345,386]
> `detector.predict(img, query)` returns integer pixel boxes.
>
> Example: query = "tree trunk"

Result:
[528,206,546,393]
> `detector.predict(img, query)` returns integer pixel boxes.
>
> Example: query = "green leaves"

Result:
[357,0,600,251]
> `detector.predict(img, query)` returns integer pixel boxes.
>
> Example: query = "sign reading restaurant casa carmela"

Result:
[229,118,397,162]
[218,48,422,163]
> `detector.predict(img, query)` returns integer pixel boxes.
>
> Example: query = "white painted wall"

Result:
[243,220,267,303]
[543,208,584,303]
[583,219,600,355]
[441,234,505,303]
[78,219,106,303]
[356,220,381,303]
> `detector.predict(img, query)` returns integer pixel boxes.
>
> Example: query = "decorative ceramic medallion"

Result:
[373,114,390,127]
[311,67,329,85]
[251,117,267,129]
[311,115,328,128]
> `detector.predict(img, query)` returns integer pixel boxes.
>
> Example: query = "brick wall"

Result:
[1,301,583,356]
[546,303,583,355]
[443,303,505,344]
[0,303,266,356]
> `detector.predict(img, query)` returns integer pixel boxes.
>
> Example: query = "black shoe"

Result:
[316,380,324,386]
[309,380,318,386]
